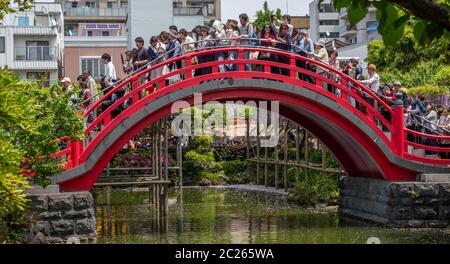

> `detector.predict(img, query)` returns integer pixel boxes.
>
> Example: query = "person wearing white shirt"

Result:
[101,53,117,86]
[360,64,380,93]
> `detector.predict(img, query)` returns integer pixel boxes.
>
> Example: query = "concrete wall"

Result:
[64,46,127,81]
[127,0,172,49]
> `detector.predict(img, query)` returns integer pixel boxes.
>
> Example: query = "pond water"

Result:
[95,187,450,244]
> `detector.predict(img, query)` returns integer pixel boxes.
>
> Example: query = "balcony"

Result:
[340,25,357,38]
[15,45,57,61]
[13,46,58,70]
[173,6,203,16]
[65,8,127,18]
[339,8,348,19]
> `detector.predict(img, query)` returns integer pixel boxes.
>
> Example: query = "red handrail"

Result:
[53,46,450,169]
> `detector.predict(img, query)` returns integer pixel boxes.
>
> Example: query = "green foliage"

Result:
[367,27,450,94]
[434,65,450,86]
[184,136,224,185]
[0,68,84,242]
[219,160,250,184]
[289,172,340,207]
[408,85,449,96]
[254,0,282,31]
[322,0,450,46]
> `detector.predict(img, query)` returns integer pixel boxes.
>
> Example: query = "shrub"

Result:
[288,172,340,207]
[219,160,250,184]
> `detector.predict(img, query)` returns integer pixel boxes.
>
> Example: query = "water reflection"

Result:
[95,188,450,244]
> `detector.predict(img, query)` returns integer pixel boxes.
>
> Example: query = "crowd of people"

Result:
[59,13,449,158]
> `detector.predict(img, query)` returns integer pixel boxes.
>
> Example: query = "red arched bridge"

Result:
[52,46,450,191]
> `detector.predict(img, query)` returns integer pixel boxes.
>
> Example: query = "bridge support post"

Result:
[391,103,405,157]
[71,141,80,167]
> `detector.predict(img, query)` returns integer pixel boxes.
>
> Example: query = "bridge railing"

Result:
[78,46,394,160]
[54,45,450,168]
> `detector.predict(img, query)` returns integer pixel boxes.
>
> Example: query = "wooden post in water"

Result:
[274,133,279,189]
[264,144,268,187]
[159,120,163,179]
[256,107,260,185]
[164,117,169,181]
[178,138,183,190]
[283,120,289,192]
[246,109,250,159]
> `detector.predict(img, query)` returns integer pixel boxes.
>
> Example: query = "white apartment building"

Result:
[0,1,64,86]
[337,6,382,71]
[127,0,221,49]
[308,0,342,42]
[339,6,381,45]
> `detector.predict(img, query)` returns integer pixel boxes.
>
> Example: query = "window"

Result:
[64,24,78,36]
[80,57,105,80]
[71,1,78,8]
[319,4,336,13]
[18,16,29,26]
[87,31,93,36]
[107,1,117,8]
[27,72,50,87]
[102,31,110,36]
[319,20,339,25]
[0,37,4,53]
[25,41,51,60]
[85,1,96,8]
[120,1,128,8]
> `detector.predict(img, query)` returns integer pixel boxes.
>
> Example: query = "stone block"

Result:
[48,194,73,212]
[438,206,450,219]
[423,220,448,228]
[50,220,74,237]
[391,207,412,220]
[406,220,425,228]
[38,211,62,221]
[62,210,87,220]
[73,192,94,210]
[33,221,50,236]
[28,195,48,213]
[414,184,440,197]
[74,219,96,235]
[414,207,438,220]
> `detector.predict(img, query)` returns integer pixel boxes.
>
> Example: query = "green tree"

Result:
[322,0,450,46]
[0,0,32,19]
[254,1,282,32]
[367,26,450,94]
[0,68,84,242]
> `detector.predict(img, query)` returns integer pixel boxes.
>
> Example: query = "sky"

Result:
[221,0,311,21]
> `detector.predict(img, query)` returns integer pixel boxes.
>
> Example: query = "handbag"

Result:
[163,62,181,85]
[258,52,271,60]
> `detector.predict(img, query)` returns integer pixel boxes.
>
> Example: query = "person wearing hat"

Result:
[360,64,380,93]
[312,40,329,86]
[393,80,402,93]
[61,77,78,110]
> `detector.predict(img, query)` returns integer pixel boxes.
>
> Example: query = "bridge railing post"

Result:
[391,97,405,157]
[71,140,80,167]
